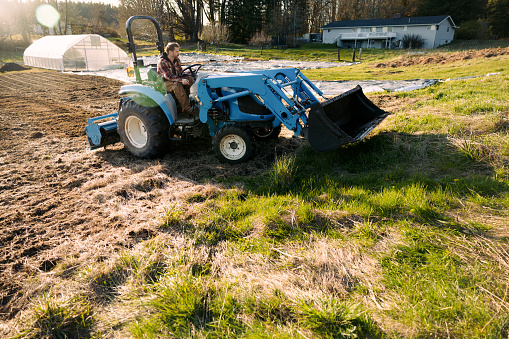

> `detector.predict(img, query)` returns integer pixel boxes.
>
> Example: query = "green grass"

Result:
[0,50,24,64]
[123,108,508,336]
[121,52,508,338]
[130,270,383,338]
[380,226,509,337]
[396,75,509,115]
[16,293,94,339]
[303,52,509,81]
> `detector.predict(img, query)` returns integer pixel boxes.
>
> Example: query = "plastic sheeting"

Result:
[23,34,130,71]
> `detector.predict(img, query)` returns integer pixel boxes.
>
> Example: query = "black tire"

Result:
[253,124,282,140]
[118,99,170,158]
[213,125,254,164]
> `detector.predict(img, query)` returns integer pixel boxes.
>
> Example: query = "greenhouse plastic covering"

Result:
[24,34,130,71]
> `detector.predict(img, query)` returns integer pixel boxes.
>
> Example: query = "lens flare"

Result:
[36,4,60,28]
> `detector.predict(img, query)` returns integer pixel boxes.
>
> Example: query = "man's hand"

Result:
[182,79,189,85]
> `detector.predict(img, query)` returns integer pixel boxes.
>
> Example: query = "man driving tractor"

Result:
[157,42,195,117]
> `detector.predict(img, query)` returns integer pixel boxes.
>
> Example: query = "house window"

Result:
[352,28,356,32]
[436,25,439,30]
[403,26,407,31]
[447,27,450,32]
[327,29,330,33]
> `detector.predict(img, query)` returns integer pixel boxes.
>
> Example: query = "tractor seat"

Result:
[147,68,159,82]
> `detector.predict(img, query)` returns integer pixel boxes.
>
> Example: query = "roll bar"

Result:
[125,16,164,83]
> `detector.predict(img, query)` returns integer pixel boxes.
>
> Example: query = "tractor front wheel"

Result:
[213,125,253,164]
[118,100,169,158]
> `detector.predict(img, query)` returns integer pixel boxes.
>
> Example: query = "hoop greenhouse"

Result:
[23,34,130,71]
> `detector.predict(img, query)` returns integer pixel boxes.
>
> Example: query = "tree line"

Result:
[119,0,508,44]
[1,0,507,48]
[1,0,119,46]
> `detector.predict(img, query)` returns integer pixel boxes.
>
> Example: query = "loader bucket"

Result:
[307,85,389,152]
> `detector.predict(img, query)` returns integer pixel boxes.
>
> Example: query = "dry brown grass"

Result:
[372,47,509,68]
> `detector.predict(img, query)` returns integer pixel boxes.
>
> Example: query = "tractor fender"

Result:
[119,84,177,124]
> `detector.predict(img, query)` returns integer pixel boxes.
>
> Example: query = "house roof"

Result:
[322,15,456,29]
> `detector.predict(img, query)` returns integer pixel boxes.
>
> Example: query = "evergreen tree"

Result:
[488,0,509,37]
[416,0,487,23]
[225,0,263,43]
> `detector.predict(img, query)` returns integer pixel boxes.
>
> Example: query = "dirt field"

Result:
[0,69,326,330]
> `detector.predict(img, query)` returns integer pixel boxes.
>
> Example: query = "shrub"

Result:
[249,31,272,48]
[402,34,425,49]
[199,23,230,44]
[101,26,121,38]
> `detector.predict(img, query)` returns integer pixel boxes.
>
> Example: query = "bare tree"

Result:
[0,0,15,43]
[165,1,176,41]
[249,30,271,47]
[198,0,218,24]
[15,0,31,43]
[118,0,166,37]
[200,22,230,43]
[166,0,203,42]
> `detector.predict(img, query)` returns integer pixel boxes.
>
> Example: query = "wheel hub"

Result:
[125,116,148,148]
[220,135,246,160]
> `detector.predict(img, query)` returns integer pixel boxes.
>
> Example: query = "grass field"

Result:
[9,44,509,338]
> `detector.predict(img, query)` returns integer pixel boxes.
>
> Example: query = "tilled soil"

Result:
[0,70,125,323]
[0,69,315,329]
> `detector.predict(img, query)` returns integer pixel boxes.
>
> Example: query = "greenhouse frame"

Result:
[23,34,130,71]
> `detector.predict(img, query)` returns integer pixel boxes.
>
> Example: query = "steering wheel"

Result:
[181,63,202,77]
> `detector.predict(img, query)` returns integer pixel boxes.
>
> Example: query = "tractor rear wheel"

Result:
[213,125,253,164]
[118,99,169,158]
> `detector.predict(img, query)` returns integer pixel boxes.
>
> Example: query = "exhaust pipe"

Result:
[307,86,389,152]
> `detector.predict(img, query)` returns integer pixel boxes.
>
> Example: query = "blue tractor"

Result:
[85,16,389,164]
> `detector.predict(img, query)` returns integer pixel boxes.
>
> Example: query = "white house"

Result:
[321,15,457,49]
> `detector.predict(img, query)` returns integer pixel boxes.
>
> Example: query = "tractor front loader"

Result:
[85,16,389,164]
